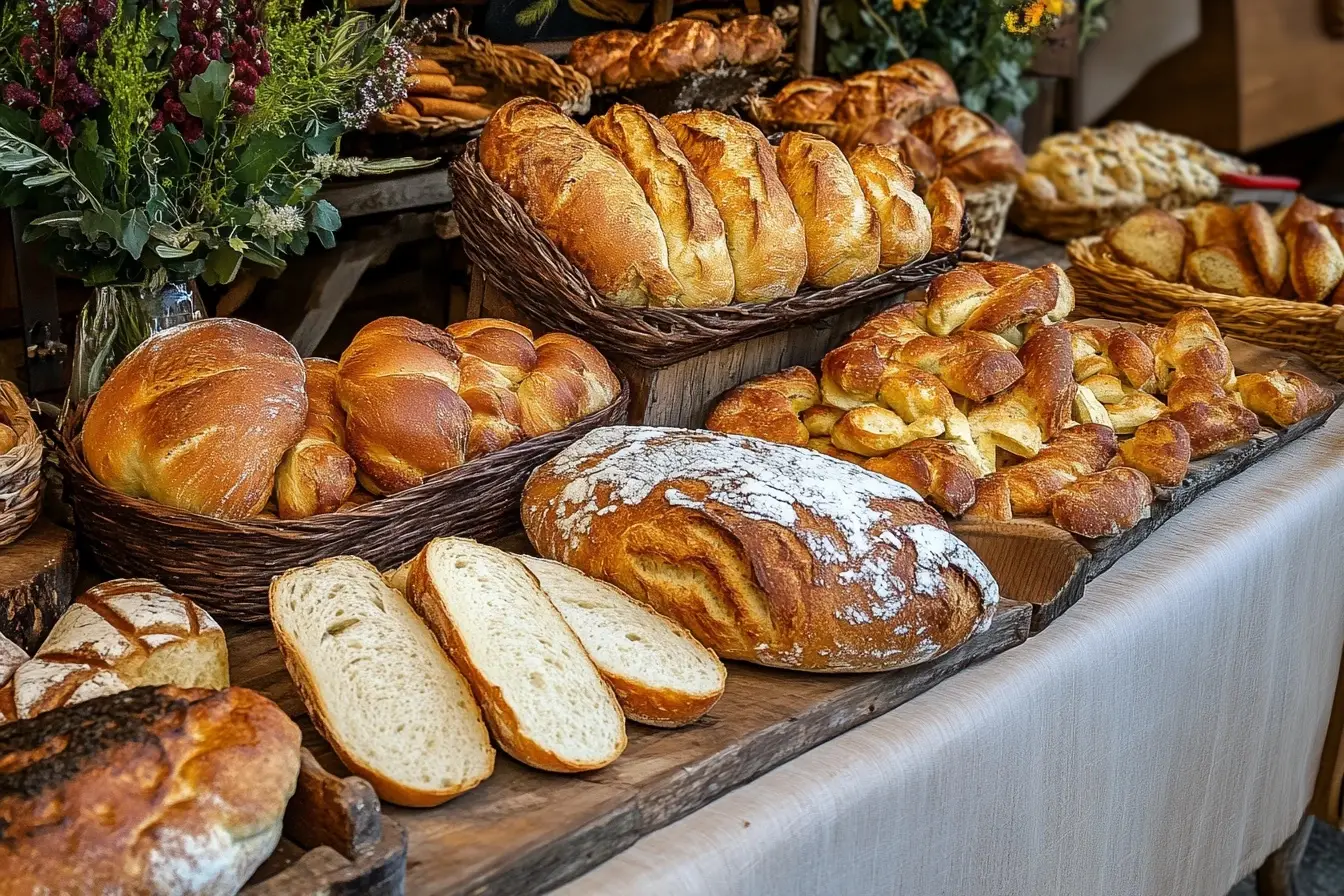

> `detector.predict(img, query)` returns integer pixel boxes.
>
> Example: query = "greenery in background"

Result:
[821,0,1073,123]
[0,0,432,288]
[1078,0,1112,47]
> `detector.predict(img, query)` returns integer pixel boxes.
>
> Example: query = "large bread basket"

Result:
[451,140,965,369]
[1067,235,1344,379]
[56,381,630,622]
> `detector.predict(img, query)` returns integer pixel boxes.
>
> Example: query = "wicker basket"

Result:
[591,57,791,118]
[57,383,630,622]
[0,381,43,547]
[1067,235,1344,379]
[1010,189,1192,243]
[451,141,965,369]
[962,180,1017,257]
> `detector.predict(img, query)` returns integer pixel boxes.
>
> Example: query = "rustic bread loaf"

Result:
[447,319,535,458]
[0,635,25,688]
[1288,220,1344,302]
[846,144,933,267]
[568,30,642,87]
[1182,245,1265,297]
[0,686,299,894]
[335,316,472,494]
[275,358,357,520]
[522,426,999,672]
[270,556,494,807]
[885,58,959,109]
[517,333,621,436]
[717,15,785,66]
[664,110,807,302]
[835,70,930,126]
[775,131,881,287]
[81,318,307,519]
[842,119,941,189]
[1185,201,1247,251]
[407,538,627,772]
[863,438,978,515]
[772,77,846,122]
[589,105,734,307]
[909,106,1025,185]
[627,19,720,83]
[517,555,726,727]
[481,98,682,307]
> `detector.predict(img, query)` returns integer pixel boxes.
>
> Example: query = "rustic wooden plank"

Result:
[284,751,383,857]
[320,170,453,219]
[795,0,820,75]
[0,517,77,653]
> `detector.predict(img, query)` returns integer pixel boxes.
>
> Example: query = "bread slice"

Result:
[1104,208,1188,282]
[1183,245,1265,297]
[1238,202,1287,294]
[270,556,494,807]
[517,555,726,727]
[407,538,627,772]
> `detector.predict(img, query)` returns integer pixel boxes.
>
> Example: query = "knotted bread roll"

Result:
[909,106,1026,186]
[82,319,307,519]
[775,132,881,287]
[447,319,536,458]
[518,333,622,437]
[275,358,357,520]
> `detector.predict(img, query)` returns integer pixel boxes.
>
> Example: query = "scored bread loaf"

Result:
[909,106,1025,186]
[775,131,881,287]
[568,30,641,88]
[588,105,735,307]
[846,144,933,268]
[0,579,227,724]
[275,358,358,519]
[481,98,682,307]
[81,318,307,519]
[517,555,726,727]
[627,19,720,84]
[717,15,785,66]
[0,685,300,894]
[407,538,627,772]
[522,427,999,673]
[664,110,807,302]
[270,557,495,807]
[772,77,846,122]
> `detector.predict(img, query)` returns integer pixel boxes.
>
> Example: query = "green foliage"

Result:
[1078,0,1113,46]
[822,0,1045,123]
[88,7,167,208]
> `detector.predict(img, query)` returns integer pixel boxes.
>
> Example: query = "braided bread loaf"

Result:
[275,358,357,520]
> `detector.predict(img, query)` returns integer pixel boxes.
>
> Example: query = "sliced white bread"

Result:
[382,560,411,594]
[517,555,726,727]
[407,538,627,772]
[270,556,494,807]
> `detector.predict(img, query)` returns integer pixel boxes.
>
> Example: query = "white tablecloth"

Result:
[559,415,1344,896]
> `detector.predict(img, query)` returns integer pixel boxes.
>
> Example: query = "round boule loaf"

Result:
[521,426,999,672]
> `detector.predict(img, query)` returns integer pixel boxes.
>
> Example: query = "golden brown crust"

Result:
[275,359,358,519]
[909,106,1025,186]
[863,439,978,515]
[1162,385,1260,458]
[568,30,642,87]
[481,98,681,307]
[847,144,933,268]
[1238,202,1288,295]
[772,77,847,122]
[1235,370,1335,427]
[1186,201,1247,251]
[705,367,818,447]
[717,15,785,66]
[517,333,621,438]
[1275,195,1331,236]
[965,424,1117,519]
[1117,418,1191,487]
[82,319,307,520]
[899,331,1025,402]
[775,132,881,287]
[884,58,959,108]
[925,176,965,254]
[1154,308,1237,391]
[628,19,720,83]
[1016,326,1077,441]
[1183,245,1265,297]
[1288,220,1344,303]
[960,260,1031,288]
[1104,207,1189,283]
[1049,467,1153,538]
[835,71,931,126]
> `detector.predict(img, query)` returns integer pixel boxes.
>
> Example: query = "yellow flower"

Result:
[892,0,927,10]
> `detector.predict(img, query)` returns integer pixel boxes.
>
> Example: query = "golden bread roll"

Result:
[1185,201,1247,250]
[275,359,358,520]
[588,105,734,307]
[81,319,306,519]
[0,423,15,455]
[842,119,940,186]
[846,144,932,268]
[863,439,978,515]
[516,332,621,437]
[909,106,1026,186]
[568,30,642,88]
[447,320,537,458]
[1104,207,1189,283]
[705,367,818,447]
[1235,370,1334,427]
[628,19,720,84]
[1117,418,1191,487]
[335,317,471,494]
[409,97,495,120]
[964,424,1116,519]
[925,176,965,255]
[664,110,806,302]
[1162,388,1260,458]
[885,58,959,108]
[774,132,880,287]
[407,73,459,96]
[1237,202,1288,294]
[717,15,785,66]
[1274,195,1330,235]
[772,77,846,122]
[1288,220,1344,303]
[1154,308,1237,391]
[835,71,929,126]
[1049,467,1154,538]
[481,98,682,307]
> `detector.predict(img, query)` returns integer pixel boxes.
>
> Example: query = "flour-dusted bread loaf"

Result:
[407,538,627,772]
[270,557,494,807]
[517,555,726,727]
[522,427,999,672]
[664,110,807,302]
[480,98,683,307]
[775,131,881,287]
[0,579,228,724]
[588,105,735,307]
[0,685,300,894]
[81,318,307,519]
[275,358,358,519]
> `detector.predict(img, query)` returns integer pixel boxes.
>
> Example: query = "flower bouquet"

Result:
[0,0,431,404]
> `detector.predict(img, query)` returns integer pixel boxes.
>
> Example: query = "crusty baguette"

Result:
[411,97,495,120]
[407,73,458,95]
[412,58,452,76]
[517,555,726,727]
[406,538,627,772]
[270,557,493,807]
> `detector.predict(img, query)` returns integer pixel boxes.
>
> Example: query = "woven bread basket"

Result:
[592,56,791,117]
[56,380,630,622]
[1067,235,1344,379]
[961,180,1017,257]
[451,140,966,369]
[0,381,44,547]
[1011,188,1193,243]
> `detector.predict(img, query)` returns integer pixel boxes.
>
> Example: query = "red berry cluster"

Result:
[152,0,226,142]
[2,0,113,149]
[228,0,271,116]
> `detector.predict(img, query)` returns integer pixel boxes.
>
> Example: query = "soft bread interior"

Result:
[416,539,626,769]
[517,555,725,723]
[270,557,493,803]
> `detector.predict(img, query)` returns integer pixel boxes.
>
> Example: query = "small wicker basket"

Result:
[0,381,43,547]
[961,180,1018,257]
[57,382,630,622]
[1067,235,1344,380]
[592,57,792,117]
[1010,189,1191,243]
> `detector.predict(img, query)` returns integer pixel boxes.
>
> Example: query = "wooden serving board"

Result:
[227,600,1033,896]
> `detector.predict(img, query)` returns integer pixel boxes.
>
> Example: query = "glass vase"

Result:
[67,281,205,408]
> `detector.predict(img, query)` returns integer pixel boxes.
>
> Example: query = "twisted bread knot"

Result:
[967,326,1076,467]
[965,423,1119,521]
[925,262,1074,343]
[1235,370,1334,427]
[1161,374,1260,459]
[908,106,1026,186]
[1153,308,1236,391]
[864,439,978,515]
[275,358,358,519]
[706,367,818,448]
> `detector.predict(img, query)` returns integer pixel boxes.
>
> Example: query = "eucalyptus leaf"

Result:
[305,121,344,156]
[312,199,341,234]
[80,209,122,241]
[22,172,69,187]
[243,243,284,268]
[203,245,243,285]
[154,242,199,259]
[28,210,82,227]
[234,134,299,186]
[121,209,150,259]
[0,155,45,173]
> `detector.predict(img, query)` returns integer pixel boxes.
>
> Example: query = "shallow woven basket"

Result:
[57,383,630,622]
[451,141,965,369]
[1067,235,1344,379]
[591,57,792,117]
[371,27,591,139]
[0,381,43,547]
[1010,189,1193,243]
[961,180,1017,257]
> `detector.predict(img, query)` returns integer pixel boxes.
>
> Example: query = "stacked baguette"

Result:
[569,15,785,89]
[1103,197,1344,304]
[480,98,963,308]
[81,316,620,520]
[389,57,496,123]
[270,540,726,807]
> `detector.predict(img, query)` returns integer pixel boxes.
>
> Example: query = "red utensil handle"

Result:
[1220,173,1301,190]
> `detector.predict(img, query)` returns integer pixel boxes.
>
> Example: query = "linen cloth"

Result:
[558,414,1344,896]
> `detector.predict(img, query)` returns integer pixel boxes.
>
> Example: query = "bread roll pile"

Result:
[569,15,785,89]
[1104,197,1344,304]
[480,98,961,308]
[388,57,496,123]
[81,316,620,520]
[708,268,1333,538]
